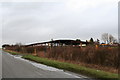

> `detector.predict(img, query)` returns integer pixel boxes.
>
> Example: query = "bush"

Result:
[46,46,118,69]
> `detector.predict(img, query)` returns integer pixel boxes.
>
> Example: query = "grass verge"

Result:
[22,54,118,80]
[4,50,21,55]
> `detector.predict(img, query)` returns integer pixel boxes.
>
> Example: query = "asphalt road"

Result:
[2,50,91,79]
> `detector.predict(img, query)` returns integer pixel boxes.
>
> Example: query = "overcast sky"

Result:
[0,0,119,46]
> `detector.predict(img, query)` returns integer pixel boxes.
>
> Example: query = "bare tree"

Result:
[101,33,109,44]
[102,33,117,44]
[15,43,22,47]
[109,34,115,43]
[113,38,117,43]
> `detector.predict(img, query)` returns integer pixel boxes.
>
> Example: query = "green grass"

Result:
[4,50,21,55]
[22,54,118,80]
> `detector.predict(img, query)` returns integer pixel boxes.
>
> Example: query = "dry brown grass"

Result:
[45,46,118,73]
[48,47,117,65]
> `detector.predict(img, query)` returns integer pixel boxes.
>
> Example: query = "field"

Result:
[5,45,118,74]
[4,49,118,80]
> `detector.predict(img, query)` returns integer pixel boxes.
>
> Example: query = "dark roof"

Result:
[2,44,10,47]
[26,39,88,47]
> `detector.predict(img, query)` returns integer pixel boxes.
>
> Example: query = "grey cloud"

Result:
[1,1,118,46]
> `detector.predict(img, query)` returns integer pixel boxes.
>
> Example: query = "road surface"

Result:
[2,50,91,79]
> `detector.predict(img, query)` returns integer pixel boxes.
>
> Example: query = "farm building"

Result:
[25,39,88,47]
